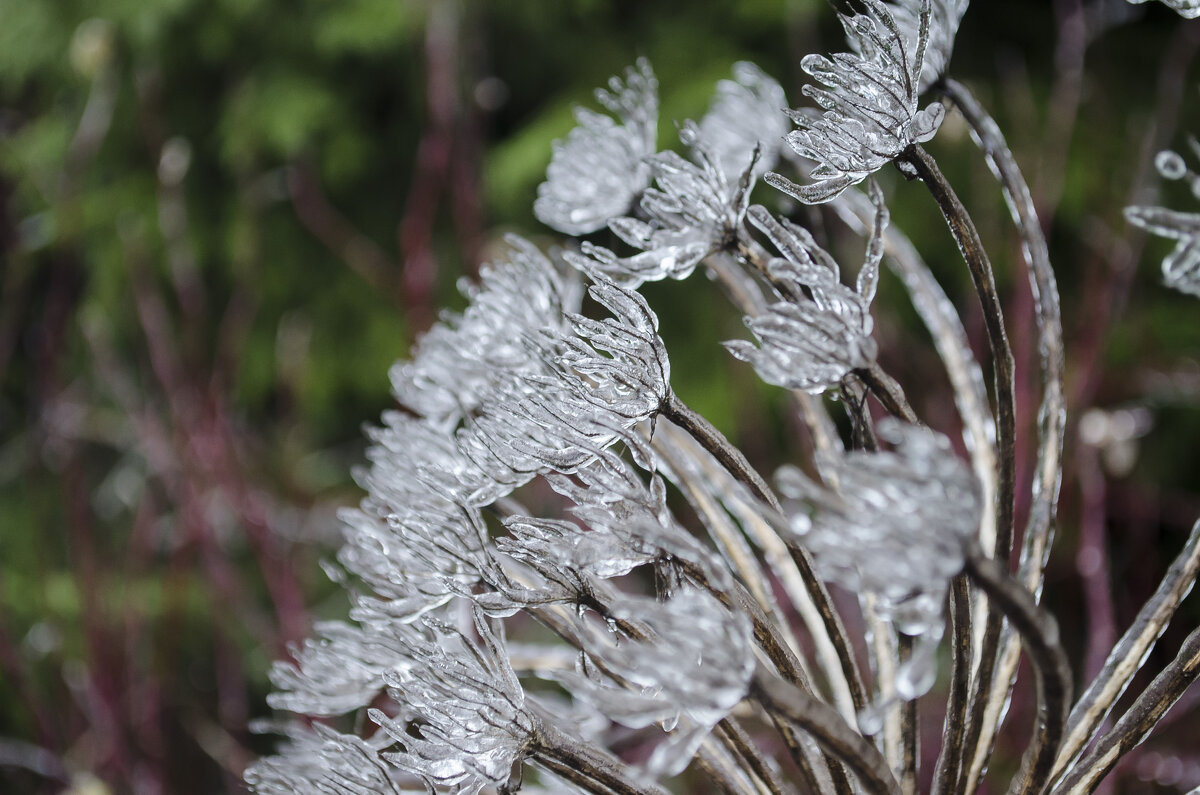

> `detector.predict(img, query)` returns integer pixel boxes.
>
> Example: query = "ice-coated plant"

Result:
[251,2,1200,794]
[1126,139,1200,298]
[765,0,946,204]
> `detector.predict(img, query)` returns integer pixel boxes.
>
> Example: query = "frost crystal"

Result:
[535,59,659,235]
[776,419,981,641]
[767,0,945,203]
[725,186,888,393]
[699,61,791,179]
[1125,206,1200,298]
[372,608,536,793]
[553,588,754,777]
[1127,0,1200,18]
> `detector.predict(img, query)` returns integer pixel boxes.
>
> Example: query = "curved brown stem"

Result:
[964,550,1071,795]
[752,666,902,795]
[898,143,1018,793]
[661,391,780,512]
[1056,627,1200,794]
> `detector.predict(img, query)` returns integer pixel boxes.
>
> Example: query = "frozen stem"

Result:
[752,665,902,795]
[963,549,1071,795]
[898,142,1017,792]
[1056,627,1200,794]
[1052,518,1200,784]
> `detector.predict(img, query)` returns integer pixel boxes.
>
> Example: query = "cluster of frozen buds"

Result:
[251,0,1200,793]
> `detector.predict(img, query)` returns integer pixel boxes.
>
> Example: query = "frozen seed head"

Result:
[535,59,659,235]
[766,0,945,204]
[246,723,409,794]
[372,607,536,793]
[699,61,791,179]
[889,0,970,93]
[725,188,888,393]
[572,121,757,288]
[551,588,754,777]
[390,235,581,429]
[777,419,982,646]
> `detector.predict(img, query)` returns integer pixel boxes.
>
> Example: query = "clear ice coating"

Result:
[766,0,945,204]
[698,61,791,180]
[551,588,754,778]
[534,59,659,235]
[390,235,583,430]
[1126,0,1200,18]
[725,185,888,393]
[571,121,757,288]
[776,419,982,657]
[1125,205,1200,298]
[372,607,536,794]
[888,0,970,92]
[245,723,413,794]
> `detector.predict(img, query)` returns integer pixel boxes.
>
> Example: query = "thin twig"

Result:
[936,76,1069,795]
[931,576,973,795]
[535,719,672,795]
[896,634,918,795]
[858,363,919,424]
[661,391,780,512]
[714,719,796,795]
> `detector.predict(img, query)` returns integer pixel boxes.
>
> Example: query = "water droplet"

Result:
[856,702,885,735]
[896,634,940,700]
[1156,150,1187,181]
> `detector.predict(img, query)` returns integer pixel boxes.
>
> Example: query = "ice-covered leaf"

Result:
[535,59,658,234]
[767,0,944,203]
[776,419,981,649]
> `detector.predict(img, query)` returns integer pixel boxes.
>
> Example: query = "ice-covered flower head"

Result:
[1126,139,1200,298]
[698,61,791,180]
[725,183,888,393]
[890,0,969,92]
[776,420,981,695]
[535,59,658,235]
[767,0,945,204]
[1126,0,1200,18]
[572,122,757,287]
